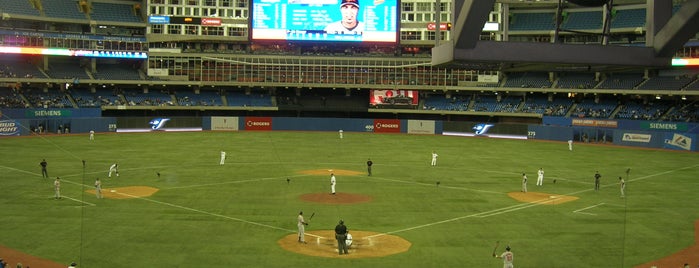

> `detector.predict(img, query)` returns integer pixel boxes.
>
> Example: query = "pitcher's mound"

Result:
[278,230,411,258]
[86,186,159,199]
[300,192,372,204]
[508,191,578,205]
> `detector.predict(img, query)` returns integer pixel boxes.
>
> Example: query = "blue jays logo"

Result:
[473,123,494,136]
[149,118,170,130]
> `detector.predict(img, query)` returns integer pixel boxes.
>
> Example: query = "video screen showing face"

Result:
[251,0,398,43]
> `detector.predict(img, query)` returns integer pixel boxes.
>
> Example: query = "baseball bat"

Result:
[491,241,500,257]
[309,212,315,221]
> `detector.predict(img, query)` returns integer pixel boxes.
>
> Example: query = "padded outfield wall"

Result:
[2,108,695,151]
[530,116,699,152]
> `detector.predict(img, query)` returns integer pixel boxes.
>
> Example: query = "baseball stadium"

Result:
[0,0,698,267]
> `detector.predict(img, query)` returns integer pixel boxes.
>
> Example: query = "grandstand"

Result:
[0,0,695,121]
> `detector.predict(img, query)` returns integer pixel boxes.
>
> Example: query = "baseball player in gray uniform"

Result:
[297,211,308,243]
[95,178,102,199]
[494,246,514,268]
[521,173,528,193]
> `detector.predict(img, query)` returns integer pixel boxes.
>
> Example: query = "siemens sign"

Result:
[642,122,687,131]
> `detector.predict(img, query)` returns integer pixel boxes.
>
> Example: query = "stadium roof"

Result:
[433,0,699,72]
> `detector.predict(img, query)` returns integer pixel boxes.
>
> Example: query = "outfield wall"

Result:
[529,117,698,152]
[2,109,695,152]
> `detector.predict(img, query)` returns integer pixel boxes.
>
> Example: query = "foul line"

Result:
[573,203,604,215]
[112,190,296,234]
[367,164,699,239]
[61,196,96,206]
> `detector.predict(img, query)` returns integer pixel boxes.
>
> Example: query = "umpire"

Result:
[335,220,349,255]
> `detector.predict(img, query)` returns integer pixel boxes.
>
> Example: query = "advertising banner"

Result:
[116,117,202,132]
[621,133,652,143]
[373,119,400,133]
[244,117,272,131]
[406,120,435,134]
[0,108,100,119]
[571,118,618,128]
[663,133,695,151]
[641,122,688,132]
[0,120,20,136]
[211,117,239,131]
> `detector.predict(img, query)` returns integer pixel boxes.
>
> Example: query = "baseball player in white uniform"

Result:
[109,163,119,177]
[220,151,226,165]
[54,177,61,199]
[431,151,438,166]
[339,129,343,139]
[89,130,95,140]
[330,173,337,194]
[521,173,528,193]
[568,139,573,151]
[536,168,544,186]
[297,211,308,243]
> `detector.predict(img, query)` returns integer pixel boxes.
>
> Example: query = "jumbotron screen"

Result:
[251,0,398,43]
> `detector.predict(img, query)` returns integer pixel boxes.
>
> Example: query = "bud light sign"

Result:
[0,120,20,136]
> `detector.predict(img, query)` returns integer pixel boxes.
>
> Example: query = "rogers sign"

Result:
[245,117,272,130]
[373,119,401,133]
[201,18,222,26]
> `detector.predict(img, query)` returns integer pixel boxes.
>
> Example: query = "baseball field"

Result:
[0,130,697,267]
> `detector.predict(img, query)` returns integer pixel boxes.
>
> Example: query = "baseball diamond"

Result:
[0,130,698,267]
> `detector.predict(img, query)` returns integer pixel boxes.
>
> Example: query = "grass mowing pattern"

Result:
[0,131,698,267]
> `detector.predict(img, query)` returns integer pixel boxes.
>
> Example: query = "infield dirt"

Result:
[278,230,411,258]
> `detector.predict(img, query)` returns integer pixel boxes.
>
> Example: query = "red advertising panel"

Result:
[373,119,401,133]
[427,22,451,31]
[201,18,222,26]
[245,117,272,131]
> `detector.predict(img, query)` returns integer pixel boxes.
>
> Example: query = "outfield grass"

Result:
[1,131,698,267]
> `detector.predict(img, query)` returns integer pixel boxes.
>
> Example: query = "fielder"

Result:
[54,177,61,199]
[339,129,343,139]
[521,173,528,193]
[568,139,573,151]
[89,130,95,140]
[431,151,438,166]
[619,176,626,198]
[95,178,102,199]
[536,168,544,186]
[109,163,119,178]
[297,211,309,243]
[220,150,226,165]
[330,173,337,195]
[494,246,514,268]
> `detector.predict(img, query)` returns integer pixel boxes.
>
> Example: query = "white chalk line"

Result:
[61,195,96,206]
[573,203,605,215]
[5,164,698,241]
[112,190,295,233]
[367,164,699,239]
